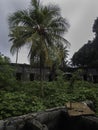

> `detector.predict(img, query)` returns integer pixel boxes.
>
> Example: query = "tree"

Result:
[93,17,98,35]
[67,69,82,109]
[0,53,15,88]
[9,27,26,63]
[72,17,98,67]
[72,40,94,67]
[48,44,69,81]
[8,0,69,97]
[57,44,69,70]
[8,0,69,78]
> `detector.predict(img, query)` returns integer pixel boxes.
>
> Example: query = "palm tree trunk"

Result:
[40,54,44,97]
[16,48,18,64]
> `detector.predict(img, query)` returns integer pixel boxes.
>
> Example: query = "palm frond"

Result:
[31,0,40,9]
[8,0,70,67]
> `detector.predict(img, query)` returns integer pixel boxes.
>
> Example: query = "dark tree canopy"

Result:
[93,17,98,35]
[72,17,98,67]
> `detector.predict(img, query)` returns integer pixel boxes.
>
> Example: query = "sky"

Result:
[0,0,98,63]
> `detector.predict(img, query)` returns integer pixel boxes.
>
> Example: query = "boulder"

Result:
[82,100,95,111]
[0,106,67,130]
[0,105,98,130]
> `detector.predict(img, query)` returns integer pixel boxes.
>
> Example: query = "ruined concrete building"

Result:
[11,63,50,81]
[65,66,98,83]
[7,63,98,83]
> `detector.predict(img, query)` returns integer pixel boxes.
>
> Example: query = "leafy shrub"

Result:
[0,54,16,89]
[0,79,98,119]
[0,91,45,119]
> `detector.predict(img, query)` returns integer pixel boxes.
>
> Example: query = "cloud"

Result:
[0,0,30,62]
[0,0,98,63]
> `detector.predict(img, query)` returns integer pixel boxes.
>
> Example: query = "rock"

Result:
[0,106,98,130]
[0,106,67,130]
[22,119,48,130]
[82,100,95,111]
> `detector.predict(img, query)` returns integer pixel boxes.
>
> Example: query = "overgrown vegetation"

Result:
[0,79,98,119]
[0,54,98,119]
[0,53,16,89]
[0,0,98,120]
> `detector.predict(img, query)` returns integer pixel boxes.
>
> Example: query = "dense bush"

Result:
[0,54,16,89]
[0,80,98,119]
[0,90,45,119]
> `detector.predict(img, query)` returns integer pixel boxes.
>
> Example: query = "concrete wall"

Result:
[11,63,50,81]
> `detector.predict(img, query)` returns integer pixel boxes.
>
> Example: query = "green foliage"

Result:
[67,70,82,94]
[0,91,45,119]
[0,54,16,88]
[73,81,97,101]
[55,69,65,86]
[0,79,98,119]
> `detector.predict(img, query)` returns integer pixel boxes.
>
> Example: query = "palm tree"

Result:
[57,44,69,69]
[8,0,70,88]
[8,0,69,62]
[9,27,26,63]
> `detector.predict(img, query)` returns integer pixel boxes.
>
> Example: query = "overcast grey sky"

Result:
[0,0,98,63]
